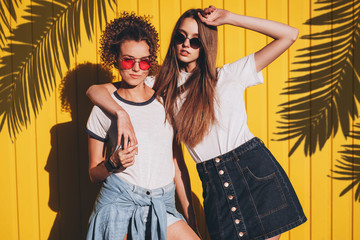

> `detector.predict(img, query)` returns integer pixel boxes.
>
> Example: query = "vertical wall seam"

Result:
[309,0,312,239]
[74,0,81,237]
[266,0,269,146]
[244,0,247,108]
[8,1,21,238]
[330,0,334,239]
[158,0,161,61]
[351,1,355,239]
[287,0,291,239]
[223,0,225,65]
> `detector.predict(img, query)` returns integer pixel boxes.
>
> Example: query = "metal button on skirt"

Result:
[196,137,307,240]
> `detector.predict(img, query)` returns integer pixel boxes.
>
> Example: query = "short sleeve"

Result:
[145,76,155,88]
[220,53,263,89]
[86,106,110,142]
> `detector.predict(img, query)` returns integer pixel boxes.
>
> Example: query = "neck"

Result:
[117,81,154,103]
[182,61,197,73]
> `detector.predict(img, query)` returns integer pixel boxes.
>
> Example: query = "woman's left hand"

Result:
[198,6,231,26]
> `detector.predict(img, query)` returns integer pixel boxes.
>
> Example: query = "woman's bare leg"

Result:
[167,220,200,240]
[267,234,281,240]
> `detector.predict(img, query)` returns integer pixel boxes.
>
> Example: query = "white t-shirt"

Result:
[177,53,263,163]
[86,91,175,189]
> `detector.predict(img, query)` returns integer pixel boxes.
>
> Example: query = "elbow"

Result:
[86,85,97,98]
[289,27,299,43]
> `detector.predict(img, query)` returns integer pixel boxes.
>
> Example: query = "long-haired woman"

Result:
[87,6,307,240]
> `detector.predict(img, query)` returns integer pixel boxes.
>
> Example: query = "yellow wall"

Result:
[1,0,359,239]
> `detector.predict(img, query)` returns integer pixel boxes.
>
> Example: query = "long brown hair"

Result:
[153,9,218,147]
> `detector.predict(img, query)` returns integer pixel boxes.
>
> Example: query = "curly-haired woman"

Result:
[85,13,199,240]
[87,6,307,240]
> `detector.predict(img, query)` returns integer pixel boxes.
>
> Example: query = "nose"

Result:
[183,38,190,48]
[132,61,140,72]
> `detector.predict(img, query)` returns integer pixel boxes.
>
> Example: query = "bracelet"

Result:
[105,156,121,171]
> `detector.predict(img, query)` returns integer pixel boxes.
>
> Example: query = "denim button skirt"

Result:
[196,137,307,240]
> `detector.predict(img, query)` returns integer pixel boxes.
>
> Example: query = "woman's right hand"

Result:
[198,6,231,27]
[110,144,138,170]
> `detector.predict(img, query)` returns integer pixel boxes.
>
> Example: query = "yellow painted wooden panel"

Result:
[308,0,333,239]
[333,133,353,240]
[159,0,180,61]
[223,0,245,64]
[0,6,19,240]
[353,5,360,235]
[13,1,40,239]
[0,123,18,239]
[117,0,138,13]
[245,0,268,143]
[181,0,202,11]
[139,0,160,33]
[267,0,290,239]
[331,1,355,238]
[287,0,311,240]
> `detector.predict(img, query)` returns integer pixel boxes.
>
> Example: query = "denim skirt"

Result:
[196,137,307,240]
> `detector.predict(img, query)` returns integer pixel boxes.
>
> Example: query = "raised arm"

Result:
[87,83,138,149]
[172,140,198,233]
[198,6,299,72]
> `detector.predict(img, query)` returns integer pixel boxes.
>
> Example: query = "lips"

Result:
[130,74,141,79]
[180,50,190,56]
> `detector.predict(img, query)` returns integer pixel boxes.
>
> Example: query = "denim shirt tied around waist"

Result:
[87,174,183,240]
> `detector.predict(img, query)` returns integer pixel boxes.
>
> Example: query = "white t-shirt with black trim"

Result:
[177,53,264,163]
[86,91,175,189]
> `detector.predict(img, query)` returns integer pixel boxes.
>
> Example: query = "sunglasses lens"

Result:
[174,32,186,45]
[174,32,201,49]
[190,38,201,49]
[121,59,135,69]
[139,60,150,70]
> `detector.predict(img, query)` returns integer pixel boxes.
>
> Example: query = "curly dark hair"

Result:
[100,12,159,74]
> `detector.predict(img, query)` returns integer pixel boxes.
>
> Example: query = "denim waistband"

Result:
[197,137,264,170]
[119,177,175,198]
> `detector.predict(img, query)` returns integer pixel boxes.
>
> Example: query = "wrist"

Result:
[104,155,120,172]
[115,109,128,118]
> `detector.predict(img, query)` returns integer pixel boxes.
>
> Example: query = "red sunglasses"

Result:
[119,57,151,70]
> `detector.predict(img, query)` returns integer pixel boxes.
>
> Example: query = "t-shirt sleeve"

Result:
[144,76,155,88]
[221,53,263,89]
[86,106,110,142]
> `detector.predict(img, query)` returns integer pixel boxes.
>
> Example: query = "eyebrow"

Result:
[178,29,199,37]
[121,55,151,59]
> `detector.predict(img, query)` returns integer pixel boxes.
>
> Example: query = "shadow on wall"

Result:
[45,63,114,240]
[0,0,116,140]
[331,123,360,202]
[275,0,360,201]
[276,0,360,156]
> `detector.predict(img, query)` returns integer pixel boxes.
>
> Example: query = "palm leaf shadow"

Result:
[276,0,360,156]
[331,123,360,202]
[0,0,21,49]
[0,0,116,139]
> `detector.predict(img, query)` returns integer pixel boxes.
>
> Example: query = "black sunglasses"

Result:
[174,32,202,49]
